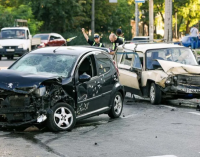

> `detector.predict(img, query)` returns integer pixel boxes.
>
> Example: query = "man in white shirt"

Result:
[190,25,199,36]
[190,25,199,49]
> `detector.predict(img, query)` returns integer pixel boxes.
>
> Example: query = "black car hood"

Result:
[0,70,62,92]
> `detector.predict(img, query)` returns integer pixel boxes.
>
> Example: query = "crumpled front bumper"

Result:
[171,85,200,94]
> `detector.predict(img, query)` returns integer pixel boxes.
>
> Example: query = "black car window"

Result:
[78,54,97,77]
[95,53,111,76]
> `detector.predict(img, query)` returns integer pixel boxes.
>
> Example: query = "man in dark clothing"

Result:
[82,28,104,47]
[116,28,125,42]
[109,33,123,55]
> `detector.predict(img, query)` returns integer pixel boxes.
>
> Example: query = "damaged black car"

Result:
[0,46,124,131]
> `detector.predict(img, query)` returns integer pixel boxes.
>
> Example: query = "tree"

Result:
[30,0,86,33]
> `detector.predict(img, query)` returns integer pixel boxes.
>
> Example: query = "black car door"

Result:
[94,52,114,107]
[75,53,104,116]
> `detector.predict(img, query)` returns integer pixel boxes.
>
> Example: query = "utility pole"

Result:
[135,2,139,36]
[149,0,154,42]
[164,0,172,42]
[175,12,177,39]
[91,0,95,37]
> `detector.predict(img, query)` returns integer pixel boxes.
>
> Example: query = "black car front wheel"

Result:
[108,92,123,118]
[47,103,76,132]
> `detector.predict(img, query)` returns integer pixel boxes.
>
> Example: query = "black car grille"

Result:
[9,96,27,108]
[3,46,17,49]
[177,75,200,86]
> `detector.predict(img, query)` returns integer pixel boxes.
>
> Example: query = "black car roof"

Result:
[30,46,104,56]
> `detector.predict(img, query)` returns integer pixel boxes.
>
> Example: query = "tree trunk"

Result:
[156,5,165,23]
[186,20,190,35]
[177,16,183,38]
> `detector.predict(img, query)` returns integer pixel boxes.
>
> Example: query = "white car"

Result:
[115,43,200,104]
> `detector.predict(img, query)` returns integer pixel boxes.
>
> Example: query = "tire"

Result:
[47,103,76,132]
[10,55,13,60]
[0,56,1,60]
[149,83,161,105]
[7,56,10,60]
[108,92,123,118]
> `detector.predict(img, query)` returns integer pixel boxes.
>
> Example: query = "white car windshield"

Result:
[1,29,26,39]
[10,53,77,77]
[146,48,198,70]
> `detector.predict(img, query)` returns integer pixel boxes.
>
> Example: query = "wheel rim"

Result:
[114,95,122,115]
[150,85,155,102]
[54,107,73,129]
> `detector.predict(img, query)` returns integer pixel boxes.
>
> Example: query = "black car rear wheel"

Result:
[108,92,123,118]
[47,103,76,132]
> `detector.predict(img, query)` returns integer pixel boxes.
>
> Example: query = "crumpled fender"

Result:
[142,70,168,88]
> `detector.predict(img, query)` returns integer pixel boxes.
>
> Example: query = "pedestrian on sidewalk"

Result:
[82,28,104,47]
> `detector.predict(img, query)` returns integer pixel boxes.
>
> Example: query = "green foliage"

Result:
[0,3,43,34]
[0,5,14,28]
[30,0,87,32]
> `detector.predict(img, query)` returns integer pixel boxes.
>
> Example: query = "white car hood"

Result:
[0,39,26,46]
[157,60,200,75]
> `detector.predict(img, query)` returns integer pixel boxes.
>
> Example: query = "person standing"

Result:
[82,28,104,47]
[190,25,199,36]
[190,25,199,49]
[109,33,123,55]
[116,28,125,42]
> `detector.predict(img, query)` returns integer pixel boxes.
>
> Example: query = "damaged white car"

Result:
[115,43,200,104]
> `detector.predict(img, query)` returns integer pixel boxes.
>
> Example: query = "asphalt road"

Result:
[0,58,200,157]
[0,98,199,157]
[0,56,19,68]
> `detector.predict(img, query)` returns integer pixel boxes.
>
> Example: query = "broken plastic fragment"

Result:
[37,114,47,123]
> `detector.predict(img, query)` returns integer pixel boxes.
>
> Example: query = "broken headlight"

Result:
[34,85,46,97]
[166,78,172,84]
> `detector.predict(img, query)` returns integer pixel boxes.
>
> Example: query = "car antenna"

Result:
[53,47,60,53]
[53,43,66,53]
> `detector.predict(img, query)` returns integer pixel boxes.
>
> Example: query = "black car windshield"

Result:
[10,53,77,77]
[146,48,198,70]
[33,34,49,40]
[1,29,26,39]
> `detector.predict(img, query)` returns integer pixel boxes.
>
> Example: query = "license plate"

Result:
[6,49,14,52]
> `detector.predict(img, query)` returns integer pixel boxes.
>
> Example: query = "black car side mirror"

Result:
[79,73,91,83]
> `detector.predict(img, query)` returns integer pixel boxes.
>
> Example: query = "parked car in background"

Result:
[33,33,66,48]
[181,35,200,49]
[132,36,150,43]
[0,27,41,60]
[0,46,124,132]
[115,43,200,105]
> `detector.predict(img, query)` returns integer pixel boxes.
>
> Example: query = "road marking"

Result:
[121,114,137,119]
[148,155,177,157]
[160,105,177,110]
[188,112,200,116]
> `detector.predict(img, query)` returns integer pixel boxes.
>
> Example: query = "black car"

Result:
[0,46,124,131]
